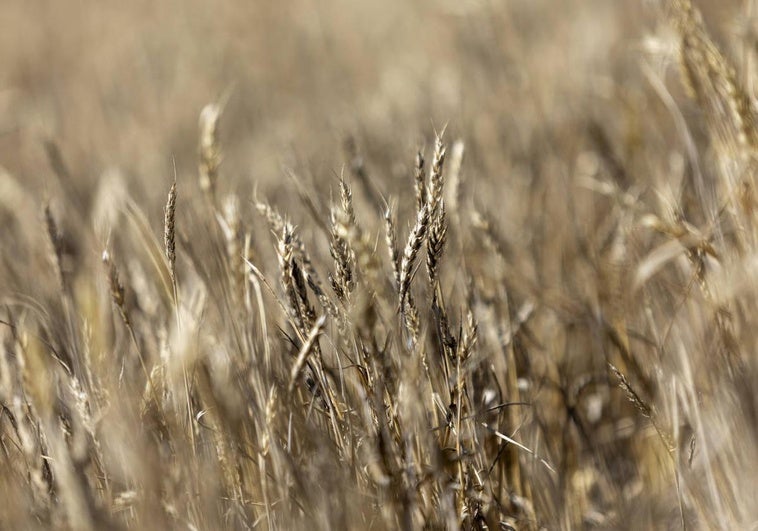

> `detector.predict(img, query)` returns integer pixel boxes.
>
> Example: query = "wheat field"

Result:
[1,0,757,529]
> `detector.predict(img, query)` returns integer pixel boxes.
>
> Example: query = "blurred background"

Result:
[0,0,740,207]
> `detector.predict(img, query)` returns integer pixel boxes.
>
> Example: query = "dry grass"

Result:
[1,0,758,529]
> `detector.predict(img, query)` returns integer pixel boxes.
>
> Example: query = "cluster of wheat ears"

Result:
[1,0,758,529]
